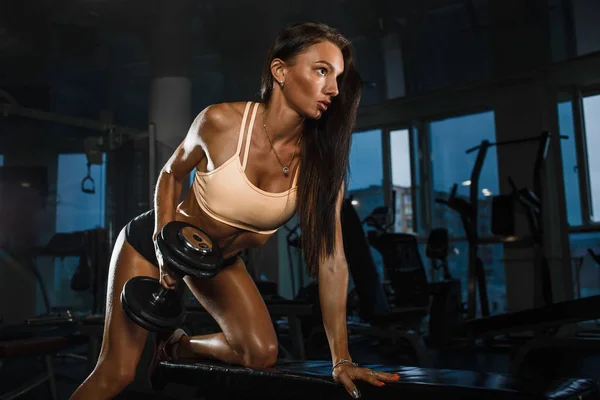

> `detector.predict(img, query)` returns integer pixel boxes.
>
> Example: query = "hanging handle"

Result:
[81,163,95,194]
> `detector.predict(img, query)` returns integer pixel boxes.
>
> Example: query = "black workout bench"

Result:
[0,336,68,400]
[153,360,600,399]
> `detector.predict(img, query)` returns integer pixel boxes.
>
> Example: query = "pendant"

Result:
[283,166,289,175]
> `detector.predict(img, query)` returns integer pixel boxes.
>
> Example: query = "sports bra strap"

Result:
[236,102,252,155]
[241,102,260,171]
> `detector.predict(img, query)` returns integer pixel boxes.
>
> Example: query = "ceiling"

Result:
[0,0,473,90]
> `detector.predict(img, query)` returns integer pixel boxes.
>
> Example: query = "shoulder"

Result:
[193,101,253,138]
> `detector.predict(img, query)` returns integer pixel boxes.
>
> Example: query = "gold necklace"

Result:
[262,110,303,175]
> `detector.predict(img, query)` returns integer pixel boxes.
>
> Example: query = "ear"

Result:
[270,58,287,85]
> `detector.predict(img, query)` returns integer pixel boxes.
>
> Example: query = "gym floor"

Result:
[2,331,600,400]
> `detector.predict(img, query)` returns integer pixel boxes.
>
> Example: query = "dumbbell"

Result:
[120,221,223,332]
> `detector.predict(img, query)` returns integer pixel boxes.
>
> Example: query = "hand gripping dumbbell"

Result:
[120,221,223,332]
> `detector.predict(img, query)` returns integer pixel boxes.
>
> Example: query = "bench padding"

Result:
[155,360,600,399]
[0,336,68,358]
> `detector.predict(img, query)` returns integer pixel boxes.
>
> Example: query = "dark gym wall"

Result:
[574,0,600,56]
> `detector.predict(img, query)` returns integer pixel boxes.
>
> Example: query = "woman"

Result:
[70,22,400,400]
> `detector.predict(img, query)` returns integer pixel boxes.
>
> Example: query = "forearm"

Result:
[318,258,351,364]
[153,168,184,239]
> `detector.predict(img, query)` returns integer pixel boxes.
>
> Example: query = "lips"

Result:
[317,101,329,111]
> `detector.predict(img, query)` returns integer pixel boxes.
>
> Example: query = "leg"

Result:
[177,257,279,368]
[69,228,159,400]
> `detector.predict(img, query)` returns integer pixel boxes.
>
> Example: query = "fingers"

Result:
[336,368,401,398]
[155,246,175,289]
[159,266,177,290]
[368,371,400,384]
[362,370,385,387]
[336,371,361,399]
[161,275,176,290]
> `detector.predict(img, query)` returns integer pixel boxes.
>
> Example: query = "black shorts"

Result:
[125,210,159,267]
[124,210,239,269]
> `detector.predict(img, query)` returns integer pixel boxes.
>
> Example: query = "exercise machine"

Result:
[425,228,466,346]
[361,204,466,348]
[338,199,430,366]
[436,131,565,324]
[435,132,600,380]
[361,203,430,317]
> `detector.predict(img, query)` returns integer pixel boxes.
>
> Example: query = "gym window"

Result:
[53,153,106,312]
[427,110,506,315]
[583,95,600,223]
[558,100,582,227]
[430,111,499,237]
[558,91,600,299]
[347,129,384,219]
[347,128,385,280]
[390,129,414,233]
[560,93,600,226]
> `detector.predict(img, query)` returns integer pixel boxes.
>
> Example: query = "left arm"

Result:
[318,185,351,365]
[318,184,399,399]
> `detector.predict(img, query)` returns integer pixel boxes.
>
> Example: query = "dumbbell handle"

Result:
[150,274,182,305]
[152,287,170,304]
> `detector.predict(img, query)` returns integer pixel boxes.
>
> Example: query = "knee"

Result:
[240,338,279,369]
[94,361,137,390]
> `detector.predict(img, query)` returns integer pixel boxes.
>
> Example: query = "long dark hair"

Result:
[260,22,362,276]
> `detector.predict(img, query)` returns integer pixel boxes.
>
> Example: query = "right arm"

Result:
[152,103,230,240]
[152,120,202,242]
[152,103,232,288]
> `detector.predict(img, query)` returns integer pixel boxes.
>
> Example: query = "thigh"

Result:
[96,228,160,368]
[183,257,277,351]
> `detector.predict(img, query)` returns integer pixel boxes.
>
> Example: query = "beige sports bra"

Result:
[192,102,299,234]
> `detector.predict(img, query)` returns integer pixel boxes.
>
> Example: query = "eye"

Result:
[317,67,328,76]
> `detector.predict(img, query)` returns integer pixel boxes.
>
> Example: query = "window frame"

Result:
[352,123,417,233]
[564,85,600,229]
[418,106,498,237]
[389,125,419,233]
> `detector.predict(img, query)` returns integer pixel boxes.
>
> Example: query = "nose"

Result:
[326,78,339,98]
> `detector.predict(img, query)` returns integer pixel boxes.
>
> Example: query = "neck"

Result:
[262,98,305,144]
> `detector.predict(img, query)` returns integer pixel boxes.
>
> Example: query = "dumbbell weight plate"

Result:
[155,238,191,278]
[121,276,186,332]
[121,291,166,333]
[158,221,223,278]
[161,221,223,273]
[156,235,218,280]
[121,277,185,331]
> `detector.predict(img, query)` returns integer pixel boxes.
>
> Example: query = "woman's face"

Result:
[280,40,345,119]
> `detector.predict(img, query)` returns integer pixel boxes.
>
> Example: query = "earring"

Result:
[279,81,284,88]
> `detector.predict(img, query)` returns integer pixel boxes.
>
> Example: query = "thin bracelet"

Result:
[332,358,358,371]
